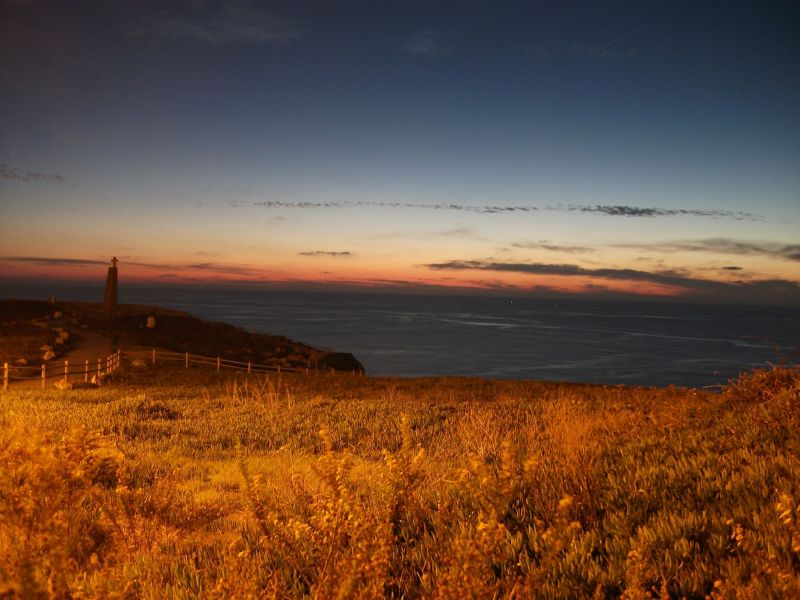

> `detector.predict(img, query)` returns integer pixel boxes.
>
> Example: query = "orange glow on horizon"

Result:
[1,257,703,299]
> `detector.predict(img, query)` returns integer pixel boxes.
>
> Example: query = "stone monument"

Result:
[103,257,118,309]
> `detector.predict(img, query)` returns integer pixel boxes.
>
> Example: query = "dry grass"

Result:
[0,364,798,597]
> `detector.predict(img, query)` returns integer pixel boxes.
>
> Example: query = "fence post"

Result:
[3,363,7,392]
[277,365,281,374]
[64,360,69,382]
[217,357,220,372]
[247,361,251,373]
[185,352,189,368]
[85,360,89,383]
[42,364,46,389]
[152,348,156,366]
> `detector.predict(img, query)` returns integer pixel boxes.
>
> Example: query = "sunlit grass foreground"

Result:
[1,366,799,598]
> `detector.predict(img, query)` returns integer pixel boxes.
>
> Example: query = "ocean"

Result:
[3,282,798,388]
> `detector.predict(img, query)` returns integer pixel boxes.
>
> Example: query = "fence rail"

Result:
[3,350,122,391]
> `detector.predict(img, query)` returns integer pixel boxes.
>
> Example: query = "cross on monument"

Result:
[111,256,118,268]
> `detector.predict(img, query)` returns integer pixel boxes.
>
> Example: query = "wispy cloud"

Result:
[424,259,800,302]
[572,205,761,220]
[298,251,352,257]
[0,164,64,184]
[426,260,693,287]
[0,256,262,278]
[0,256,105,266]
[183,262,261,276]
[246,200,531,214]
[511,241,594,254]
[401,30,451,56]
[372,226,482,241]
[237,200,764,221]
[129,1,305,46]
[617,238,800,262]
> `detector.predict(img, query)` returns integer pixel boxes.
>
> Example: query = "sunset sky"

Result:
[1,1,798,305]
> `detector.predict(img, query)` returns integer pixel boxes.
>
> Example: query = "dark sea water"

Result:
[3,282,799,388]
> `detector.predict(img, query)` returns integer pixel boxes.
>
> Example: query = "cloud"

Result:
[372,226,482,241]
[572,205,761,220]
[426,260,685,285]
[248,200,534,214]
[401,30,451,56]
[298,251,352,257]
[511,241,594,254]
[0,256,264,278]
[423,259,800,303]
[129,1,304,46]
[721,266,743,271]
[618,238,800,262]
[239,200,765,221]
[0,164,64,184]
[0,256,105,266]
[183,262,260,276]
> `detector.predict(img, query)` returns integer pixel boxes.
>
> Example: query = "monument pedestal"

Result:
[103,257,118,310]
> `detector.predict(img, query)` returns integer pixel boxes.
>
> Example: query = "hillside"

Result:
[1,362,799,597]
[0,299,364,374]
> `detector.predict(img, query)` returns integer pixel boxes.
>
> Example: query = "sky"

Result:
[1,0,798,305]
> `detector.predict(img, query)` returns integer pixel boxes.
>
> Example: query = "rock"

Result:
[57,331,69,341]
[43,350,56,361]
[55,380,72,390]
[40,344,52,352]
[53,310,63,319]
[146,315,156,329]
[317,352,365,374]
[131,359,148,368]
[91,374,105,385]
[15,358,28,366]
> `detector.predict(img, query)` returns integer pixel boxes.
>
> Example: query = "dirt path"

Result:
[61,331,114,375]
[7,331,114,389]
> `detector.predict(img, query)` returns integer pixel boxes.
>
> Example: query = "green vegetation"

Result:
[1,365,798,598]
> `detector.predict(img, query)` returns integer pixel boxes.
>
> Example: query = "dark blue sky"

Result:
[1,1,798,303]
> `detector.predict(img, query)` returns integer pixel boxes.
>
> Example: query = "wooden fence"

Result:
[3,350,122,391]
[124,349,308,374]
[3,348,360,392]
[121,349,357,377]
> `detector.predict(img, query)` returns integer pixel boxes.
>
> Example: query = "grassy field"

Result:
[1,364,798,598]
